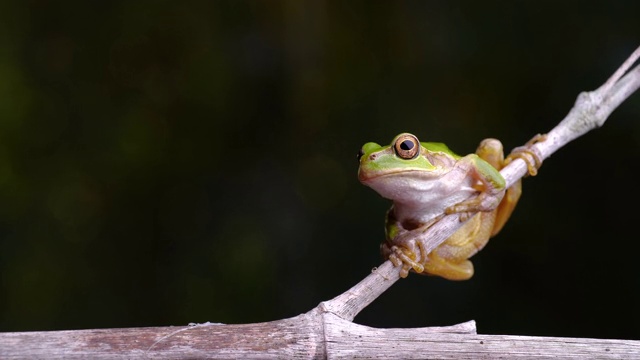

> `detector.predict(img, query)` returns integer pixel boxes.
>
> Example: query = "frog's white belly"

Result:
[369,172,477,225]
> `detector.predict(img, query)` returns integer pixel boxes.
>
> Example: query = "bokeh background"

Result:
[1,1,639,341]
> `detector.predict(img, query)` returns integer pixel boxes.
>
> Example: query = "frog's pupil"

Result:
[400,140,414,151]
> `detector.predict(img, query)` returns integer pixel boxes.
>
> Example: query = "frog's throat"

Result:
[359,168,445,183]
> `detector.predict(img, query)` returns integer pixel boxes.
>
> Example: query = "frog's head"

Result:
[357,133,450,201]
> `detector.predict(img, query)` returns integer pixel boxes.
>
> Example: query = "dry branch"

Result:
[2,311,640,359]
[1,46,639,359]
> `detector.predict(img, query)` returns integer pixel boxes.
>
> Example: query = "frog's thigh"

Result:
[424,214,495,280]
[435,213,495,259]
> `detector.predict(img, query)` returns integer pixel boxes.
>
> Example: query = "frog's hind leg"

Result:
[423,212,496,280]
[492,180,521,236]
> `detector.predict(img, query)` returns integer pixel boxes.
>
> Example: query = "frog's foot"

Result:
[423,253,474,281]
[505,133,547,176]
[388,245,424,278]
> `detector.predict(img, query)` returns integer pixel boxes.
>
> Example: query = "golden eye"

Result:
[394,133,420,159]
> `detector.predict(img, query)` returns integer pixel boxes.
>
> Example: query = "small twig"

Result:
[320,260,400,321]
[600,45,640,94]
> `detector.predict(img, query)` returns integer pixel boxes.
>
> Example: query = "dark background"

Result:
[1,1,639,340]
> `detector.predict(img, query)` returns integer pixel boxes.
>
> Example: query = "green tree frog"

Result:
[357,133,542,280]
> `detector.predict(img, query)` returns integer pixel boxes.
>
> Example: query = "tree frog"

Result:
[357,133,542,280]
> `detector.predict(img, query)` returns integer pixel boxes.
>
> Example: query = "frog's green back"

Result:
[421,142,461,159]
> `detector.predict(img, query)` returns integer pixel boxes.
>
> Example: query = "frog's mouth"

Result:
[358,168,403,183]
[358,168,437,184]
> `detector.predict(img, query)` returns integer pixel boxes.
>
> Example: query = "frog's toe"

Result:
[389,245,424,277]
[388,252,403,267]
[457,211,474,222]
[506,134,546,176]
[507,150,541,176]
[445,201,477,215]
[399,263,411,278]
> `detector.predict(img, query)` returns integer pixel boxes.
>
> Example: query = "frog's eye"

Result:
[394,134,420,160]
[356,149,365,161]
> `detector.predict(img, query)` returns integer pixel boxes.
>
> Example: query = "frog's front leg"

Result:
[384,244,421,278]
[446,137,544,218]
[382,225,426,278]
[444,146,507,216]
[381,211,441,278]
[384,213,480,279]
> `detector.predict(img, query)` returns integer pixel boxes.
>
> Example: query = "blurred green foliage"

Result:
[1,0,640,340]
